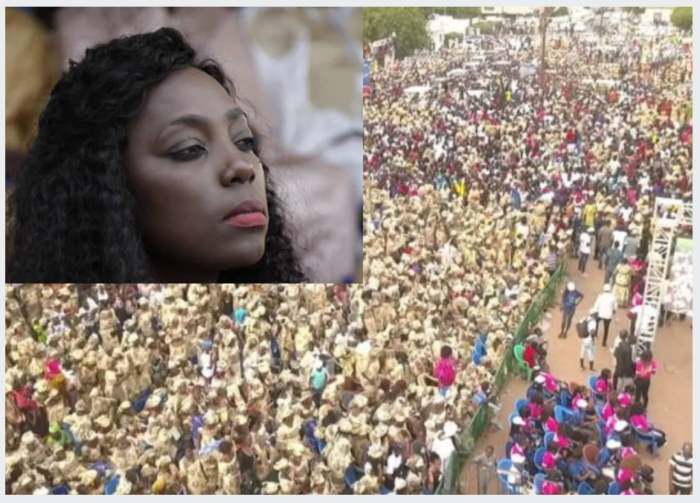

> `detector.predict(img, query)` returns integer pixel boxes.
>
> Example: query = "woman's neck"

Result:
[149,260,219,283]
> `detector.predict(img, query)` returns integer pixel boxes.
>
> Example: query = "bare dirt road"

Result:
[459,257,693,495]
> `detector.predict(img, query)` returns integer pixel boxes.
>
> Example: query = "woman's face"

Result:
[124,68,268,280]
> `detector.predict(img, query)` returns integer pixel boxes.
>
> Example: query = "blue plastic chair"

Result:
[541,387,556,401]
[588,375,605,405]
[497,459,520,495]
[507,412,518,426]
[578,482,594,495]
[514,398,529,415]
[608,482,621,495]
[558,389,572,408]
[533,473,545,495]
[534,447,546,472]
[595,404,606,426]
[596,423,606,447]
[554,405,579,425]
[543,432,555,449]
[633,425,661,458]
[582,454,602,477]
[526,384,538,400]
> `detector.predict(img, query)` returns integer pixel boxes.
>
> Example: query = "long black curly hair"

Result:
[7,27,307,283]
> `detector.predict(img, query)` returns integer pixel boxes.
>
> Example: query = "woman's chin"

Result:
[223,240,266,270]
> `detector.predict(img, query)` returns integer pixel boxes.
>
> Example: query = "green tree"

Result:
[671,7,692,32]
[364,7,431,58]
[551,7,569,17]
[622,7,646,16]
[446,7,481,19]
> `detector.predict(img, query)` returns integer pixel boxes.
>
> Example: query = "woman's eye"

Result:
[236,137,258,152]
[169,144,206,161]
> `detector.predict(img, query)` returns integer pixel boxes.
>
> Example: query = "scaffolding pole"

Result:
[636,198,692,352]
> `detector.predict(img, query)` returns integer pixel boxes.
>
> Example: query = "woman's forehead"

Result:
[136,67,237,128]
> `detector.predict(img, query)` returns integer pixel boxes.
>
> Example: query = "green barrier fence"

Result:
[437,262,565,494]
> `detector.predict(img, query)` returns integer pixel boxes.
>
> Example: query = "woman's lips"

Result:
[225,212,267,228]
[223,199,267,228]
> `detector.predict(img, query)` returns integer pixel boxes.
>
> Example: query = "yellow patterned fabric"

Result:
[5,8,58,152]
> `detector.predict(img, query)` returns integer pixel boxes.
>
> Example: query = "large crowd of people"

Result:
[363,22,691,495]
[5,281,516,495]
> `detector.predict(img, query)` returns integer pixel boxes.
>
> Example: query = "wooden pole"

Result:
[540,8,547,110]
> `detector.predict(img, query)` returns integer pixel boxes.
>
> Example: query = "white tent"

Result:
[403,85,430,96]
[447,68,468,78]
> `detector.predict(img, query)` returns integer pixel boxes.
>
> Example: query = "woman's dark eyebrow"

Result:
[157,107,248,141]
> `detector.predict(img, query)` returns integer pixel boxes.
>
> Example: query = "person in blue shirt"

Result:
[559,282,584,339]
[234,307,247,326]
[309,359,329,408]
[511,186,522,210]
[596,438,621,469]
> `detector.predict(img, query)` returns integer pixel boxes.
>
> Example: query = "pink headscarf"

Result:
[45,359,62,380]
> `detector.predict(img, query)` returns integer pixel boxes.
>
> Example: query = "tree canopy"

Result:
[363,7,431,58]
[671,7,692,32]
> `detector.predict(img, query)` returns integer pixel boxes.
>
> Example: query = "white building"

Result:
[481,6,538,17]
[426,15,473,51]
[641,7,674,25]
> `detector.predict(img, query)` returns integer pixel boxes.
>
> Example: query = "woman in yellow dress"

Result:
[613,258,633,308]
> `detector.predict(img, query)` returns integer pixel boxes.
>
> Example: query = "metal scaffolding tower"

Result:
[636,197,693,352]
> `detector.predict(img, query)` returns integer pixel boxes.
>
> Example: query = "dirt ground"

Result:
[458,257,693,495]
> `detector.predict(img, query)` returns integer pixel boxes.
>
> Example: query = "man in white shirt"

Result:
[592,284,618,347]
[515,217,530,242]
[612,228,628,252]
[579,310,598,371]
[431,421,458,473]
[578,227,593,274]
[619,204,633,225]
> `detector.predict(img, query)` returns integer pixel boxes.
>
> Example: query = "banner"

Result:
[666,237,693,314]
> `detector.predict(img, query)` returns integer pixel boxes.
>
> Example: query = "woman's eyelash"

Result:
[169,144,206,161]
[236,136,258,152]
[169,137,258,161]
